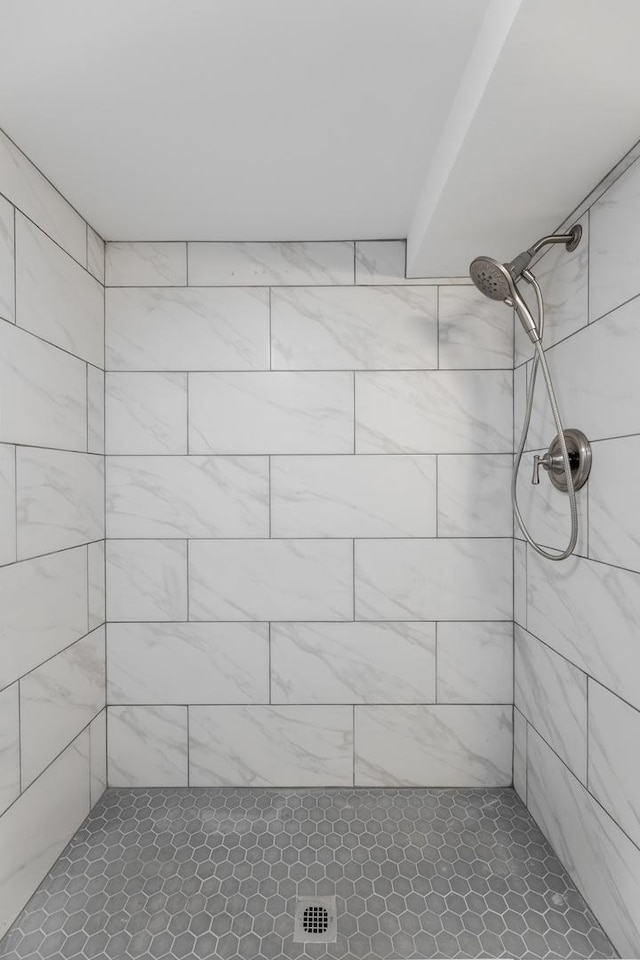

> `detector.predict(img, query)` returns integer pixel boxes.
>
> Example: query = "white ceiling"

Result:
[0,0,489,243]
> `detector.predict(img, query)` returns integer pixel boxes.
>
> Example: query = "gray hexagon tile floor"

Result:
[0,787,616,960]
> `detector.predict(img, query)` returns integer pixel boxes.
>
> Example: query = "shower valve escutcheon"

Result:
[532,428,592,492]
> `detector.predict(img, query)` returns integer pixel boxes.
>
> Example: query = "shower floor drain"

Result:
[293,896,337,943]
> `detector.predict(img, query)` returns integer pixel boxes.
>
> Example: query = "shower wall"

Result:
[104,241,514,789]
[0,130,106,936]
[513,145,640,956]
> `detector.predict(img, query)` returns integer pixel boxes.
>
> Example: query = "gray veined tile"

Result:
[105,241,186,285]
[0,444,16,566]
[271,621,436,704]
[107,705,188,787]
[0,195,15,323]
[88,540,105,630]
[106,455,269,539]
[106,286,269,371]
[271,285,437,370]
[0,682,20,816]
[89,709,106,806]
[87,367,105,454]
[514,539,527,627]
[513,707,527,803]
[437,454,512,537]
[107,621,269,704]
[589,435,640,572]
[270,454,436,538]
[438,285,513,369]
[106,539,188,622]
[86,226,105,284]
[189,705,353,786]
[105,372,188,454]
[437,621,513,704]
[590,154,640,322]
[188,240,354,286]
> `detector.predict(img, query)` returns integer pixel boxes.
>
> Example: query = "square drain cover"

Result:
[293,896,337,943]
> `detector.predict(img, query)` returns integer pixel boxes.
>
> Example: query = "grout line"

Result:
[434,621,438,703]
[17,679,22,794]
[268,623,272,706]
[186,705,190,787]
[352,704,356,787]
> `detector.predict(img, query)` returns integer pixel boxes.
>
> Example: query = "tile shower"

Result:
[0,121,638,959]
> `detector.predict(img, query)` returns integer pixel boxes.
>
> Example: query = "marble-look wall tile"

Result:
[0,444,16,565]
[355,704,512,787]
[513,707,527,803]
[189,539,353,621]
[106,539,187,622]
[89,709,106,806]
[105,241,186,286]
[527,549,640,712]
[0,322,86,450]
[0,195,15,323]
[437,454,512,537]
[437,622,513,704]
[107,456,268,539]
[0,547,87,688]
[0,730,90,938]
[438,286,513,369]
[107,706,187,787]
[514,539,527,628]
[106,287,268,371]
[105,372,187,455]
[0,682,20,816]
[15,215,104,367]
[189,705,353,787]
[590,155,640,322]
[589,680,640,850]
[189,372,354,454]
[527,728,640,958]
[355,370,512,454]
[355,538,512,621]
[20,626,105,787]
[271,286,437,370]
[513,447,588,557]
[589,436,640,572]
[270,455,436,538]
[87,367,105,455]
[107,622,269,705]
[17,449,104,558]
[88,540,105,630]
[515,625,587,782]
[188,241,354,286]
[355,241,461,285]
[0,128,86,265]
[271,622,436,704]
[86,227,105,284]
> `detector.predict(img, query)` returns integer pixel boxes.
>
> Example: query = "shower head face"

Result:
[469,256,516,302]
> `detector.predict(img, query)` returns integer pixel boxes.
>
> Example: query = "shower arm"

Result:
[527,224,582,257]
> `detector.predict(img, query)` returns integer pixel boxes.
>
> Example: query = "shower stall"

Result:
[1,121,640,960]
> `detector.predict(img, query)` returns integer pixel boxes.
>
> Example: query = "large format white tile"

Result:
[514,626,587,782]
[107,622,269,704]
[0,731,91,938]
[589,436,640,571]
[0,547,87,688]
[17,449,104,559]
[437,622,513,704]
[106,287,268,371]
[0,195,14,323]
[87,367,105,455]
[355,241,460,285]
[589,680,640,850]
[107,456,268,539]
[0,322,86,450]
[527,550,640,712]
[87,226,105,284]
[271,286,437,370]
[0,682,19,816]
[355,370,512,454]
[271,622,436,704]
[355,704,512,787]
[188,241,354,286]
[20,626,105,788]
[105,372,187,455]
[0,444,16,565]
[438,286,513,369]
[106,539,188,622]
[105,242,186,286]
[89,709,106,806]
[271,455,436,538]
[88,540,105,630]
[514,539,527,628]
[189,539,353,621]
[189,372,354,454]
[189,705,353,787]
[438,454,512,537]
[107,706,188,787]
[528,728,640,958]
[513,708,527,803]
[0,128,86,265]
[355,538,512,621]
[16,215,104,366]
[590,155,640,322]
